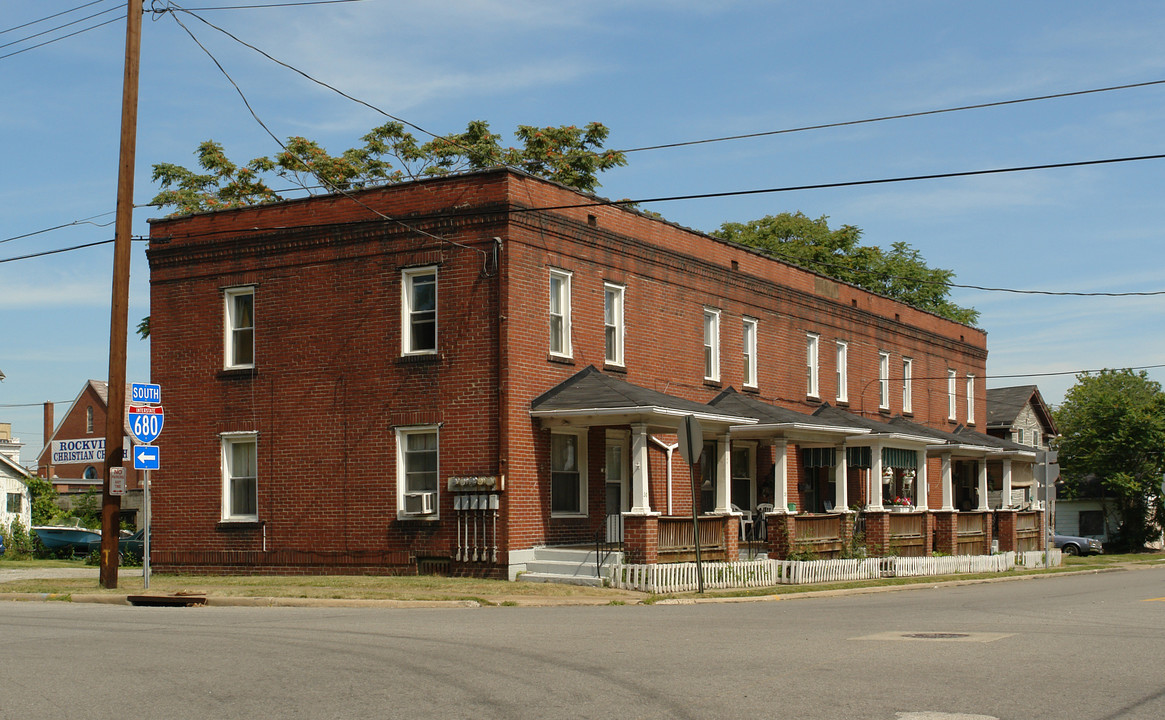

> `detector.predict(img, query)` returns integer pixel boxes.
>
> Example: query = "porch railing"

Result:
[888,512,927,557]
[658,516,727,561]
[791,513,843,557]
[956,512,988,555]
[1015,511,1041,552]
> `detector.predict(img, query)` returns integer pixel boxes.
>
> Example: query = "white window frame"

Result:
[948,369,958,421]
[902,357,913,414]
[549,269,573,358]
[966,374,976,425]
[835,341,848,403]
[806,333,820,399]
[703,308,721,382]
[401,266,438,356]
[550,429,588,517]
[224,286,255,370]
[396,425,439,520]
[221,432,258,522]
[604,282,625,367]
[742,317,758,388]
[878,351,891,410]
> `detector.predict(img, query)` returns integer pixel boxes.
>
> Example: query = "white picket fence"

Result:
[609,551,1060,593]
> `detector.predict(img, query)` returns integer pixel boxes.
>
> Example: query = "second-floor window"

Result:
[224,287,255,369]
[549,270,572,358]
[604,283,625,366]
[878,351,890,410]
[948,369,958,421]
[703,309,721,381]
[402,267,437,355]
[742,318,758,388]
[806,333,820,398]
[902,358,913,414]
[966,374,976,425]
[835,341,848,402]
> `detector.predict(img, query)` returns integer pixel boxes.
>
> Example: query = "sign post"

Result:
[677,415,705,594]
[128,384,161,589]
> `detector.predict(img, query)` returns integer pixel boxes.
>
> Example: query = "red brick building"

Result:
[147,168,1042,577]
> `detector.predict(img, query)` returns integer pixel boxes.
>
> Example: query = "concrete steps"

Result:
[514,546,623,587]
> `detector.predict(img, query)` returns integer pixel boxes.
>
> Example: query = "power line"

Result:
[0,237,149,265]
[0,4,122,51]
[149,0,367,10]
[0,0,111,35]
[0,213,116,246]
[617,78,1165,154]
[0,12,124,61]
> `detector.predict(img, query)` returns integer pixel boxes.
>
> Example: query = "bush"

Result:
[1,519,37,559]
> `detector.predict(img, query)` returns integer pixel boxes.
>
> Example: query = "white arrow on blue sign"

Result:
[133,445,160,470]
[128,404,164,444]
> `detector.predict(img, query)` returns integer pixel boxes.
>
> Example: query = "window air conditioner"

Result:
[403,491,436,515]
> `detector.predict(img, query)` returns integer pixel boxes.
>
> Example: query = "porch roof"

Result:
[708,388,870,442]
[529,366,756,432]
[953,426,1038,461]
[810,404,934,448]
[886,416,1006,458]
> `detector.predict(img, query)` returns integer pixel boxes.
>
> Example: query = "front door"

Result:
[605,437,628,542]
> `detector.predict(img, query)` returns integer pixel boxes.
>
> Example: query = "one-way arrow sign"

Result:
[133,445,160,471]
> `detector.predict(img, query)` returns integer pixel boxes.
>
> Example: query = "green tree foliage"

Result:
[150,120,626,216]
[25,474,62,526]
[1055,369,1165,551]
[712,212,979,325]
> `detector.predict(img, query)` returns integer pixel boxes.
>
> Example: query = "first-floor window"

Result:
[6,492,21,514]
[222,433,258,521]
[551,430,587,515]
[397,426,439,517]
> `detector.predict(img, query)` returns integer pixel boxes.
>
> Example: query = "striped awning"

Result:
[882,447,917,469]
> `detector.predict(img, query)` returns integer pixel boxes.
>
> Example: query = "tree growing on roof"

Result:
[1055,368,1165,551]
[712,212,979,325]
[149,120,627,216]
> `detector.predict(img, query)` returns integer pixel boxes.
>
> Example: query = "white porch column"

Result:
[869,442,884,510]
[834,446,848,511]
[977,459,989,511]
[714,436,731,514]
[1002,459,1013,509]
[941,452,954,511]
[629,422,651,514]
[773,442,789,512]
[915,449,929,511]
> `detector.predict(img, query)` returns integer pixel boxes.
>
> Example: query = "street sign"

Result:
[128,404,164,444]
[131,383,161,404]
[677,415,703,465]
[133,445,160,471]
[110,467,126,495]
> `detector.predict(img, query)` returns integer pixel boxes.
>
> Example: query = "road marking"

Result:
[1144,597,1165,602]
[854,631,1014,643]
[897,713,999,719]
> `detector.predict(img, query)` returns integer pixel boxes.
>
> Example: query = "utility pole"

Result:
[101,0,144,589]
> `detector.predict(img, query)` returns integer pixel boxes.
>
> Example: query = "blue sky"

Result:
[3,0,1165,466]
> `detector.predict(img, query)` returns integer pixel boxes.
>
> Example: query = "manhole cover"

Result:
[904,632,970,639]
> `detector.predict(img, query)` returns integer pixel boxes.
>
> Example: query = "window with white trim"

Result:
[551,429,588,516]
[224,287,255,369]
[6,493,21,514]
[902,357,913,414]
[878,351,891,410]
[397,426,439,518]
[835,341,848,402]
[604,283,625,366]
[221,432,257,521]
[703,308,721,381]
[948,369,958,421]
[966,374,976,425]
[742,318,758,388]
[806,333,820,398]
[402,267,437,355]
[549,270,572,357]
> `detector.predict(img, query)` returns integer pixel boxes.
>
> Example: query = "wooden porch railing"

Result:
[791,513,843,557]
[956,512,988,555]
[1015,510,1041,553]
[888,512,927,557]
[657,516,727,561]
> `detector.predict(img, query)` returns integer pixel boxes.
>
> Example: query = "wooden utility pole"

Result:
[100,0,144,589]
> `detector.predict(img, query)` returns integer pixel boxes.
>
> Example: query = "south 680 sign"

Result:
[128,405,164,444]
